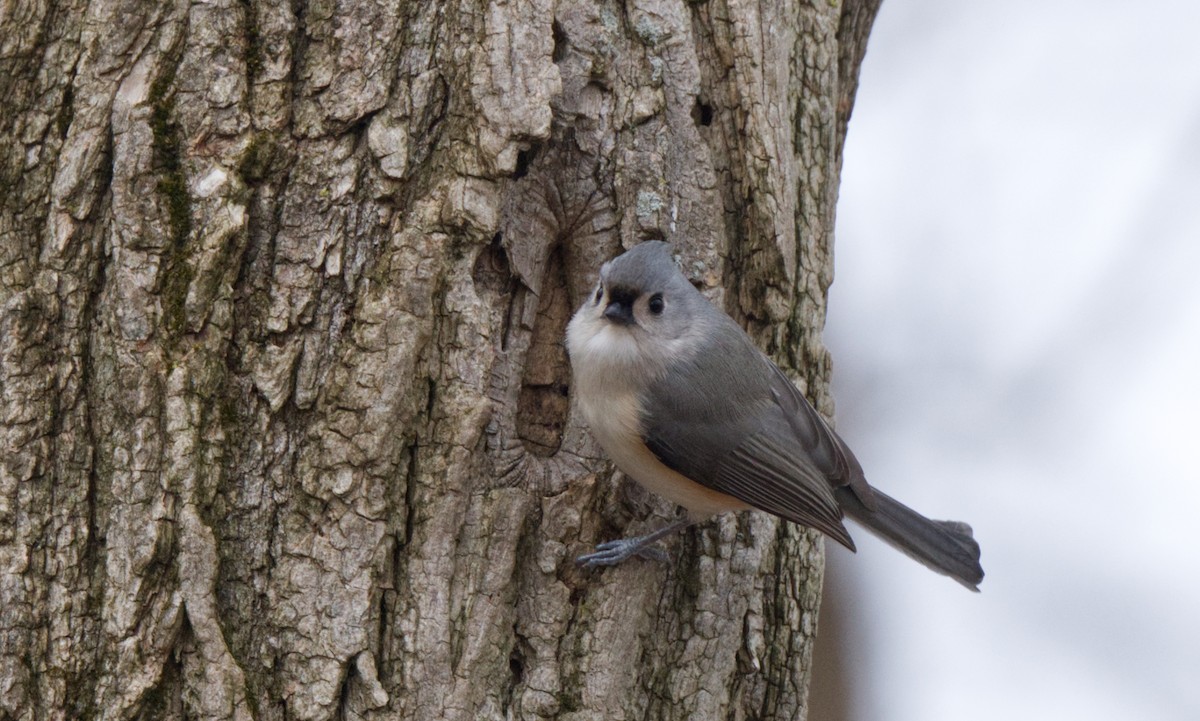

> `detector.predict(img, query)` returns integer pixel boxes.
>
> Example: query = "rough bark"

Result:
[0,0,880,719]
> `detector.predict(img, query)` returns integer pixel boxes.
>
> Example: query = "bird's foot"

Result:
[575,536,670,568]
[574,519,691,569]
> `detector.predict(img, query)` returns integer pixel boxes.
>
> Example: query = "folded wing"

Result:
[640,321,866,548]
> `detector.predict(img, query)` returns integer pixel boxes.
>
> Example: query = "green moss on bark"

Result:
[149,59,195,337]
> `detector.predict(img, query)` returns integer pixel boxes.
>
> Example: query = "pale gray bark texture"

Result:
[0,0,880,719]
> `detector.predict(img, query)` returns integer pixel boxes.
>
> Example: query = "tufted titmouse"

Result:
[566,241,984,590]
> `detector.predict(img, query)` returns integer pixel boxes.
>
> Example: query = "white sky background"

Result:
[823,1,1200,720]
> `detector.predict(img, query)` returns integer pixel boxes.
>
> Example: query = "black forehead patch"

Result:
[608,285,640,306]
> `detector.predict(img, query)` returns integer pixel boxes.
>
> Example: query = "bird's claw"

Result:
[575,538,670,568]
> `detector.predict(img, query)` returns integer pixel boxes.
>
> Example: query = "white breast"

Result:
[567,313,748,518]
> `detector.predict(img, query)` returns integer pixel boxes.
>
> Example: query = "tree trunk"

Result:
[0,0,880,719]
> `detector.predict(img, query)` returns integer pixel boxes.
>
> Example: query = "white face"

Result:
[565,287,645,374]
[565,268,698,383]
[584,262,676,332]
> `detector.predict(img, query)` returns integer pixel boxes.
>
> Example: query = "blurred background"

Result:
[810,1,1200,720]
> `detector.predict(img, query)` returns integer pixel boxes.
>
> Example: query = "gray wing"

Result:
[763,362,877,512]
[641,321,872,549]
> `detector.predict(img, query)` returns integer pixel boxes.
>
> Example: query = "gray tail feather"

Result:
[835,487,984,591]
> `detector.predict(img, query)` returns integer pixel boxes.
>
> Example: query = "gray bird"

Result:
[566,241,984,590]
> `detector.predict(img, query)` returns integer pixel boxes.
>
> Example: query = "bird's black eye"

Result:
[593,286,603,305]
[647,293,665,314]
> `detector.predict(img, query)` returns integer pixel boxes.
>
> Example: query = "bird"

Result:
[565,241,984,590]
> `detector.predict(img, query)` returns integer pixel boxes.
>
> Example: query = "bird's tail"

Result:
[835,487,984,591]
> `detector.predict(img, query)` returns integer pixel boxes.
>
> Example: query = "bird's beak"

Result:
[603,300,635,326]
